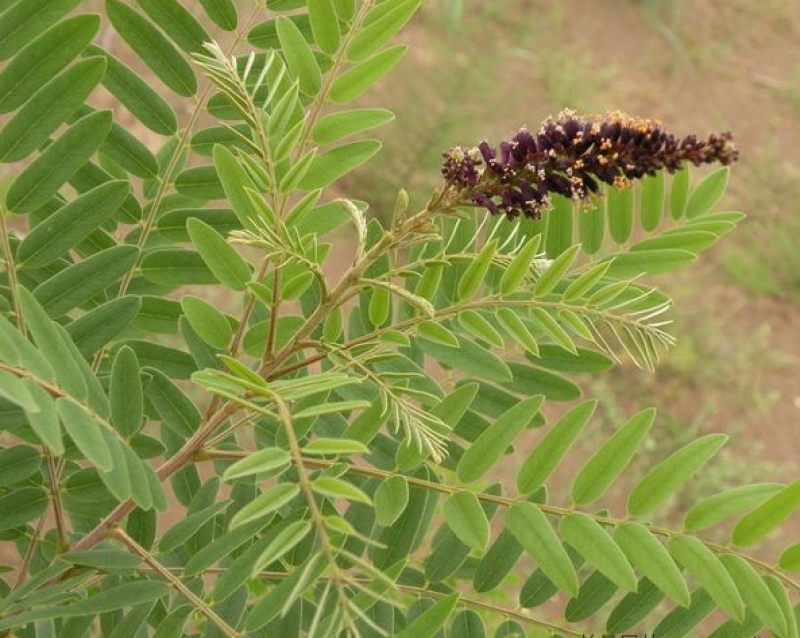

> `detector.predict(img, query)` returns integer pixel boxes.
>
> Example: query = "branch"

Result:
[201,450,800,595]
[112,527,241,638]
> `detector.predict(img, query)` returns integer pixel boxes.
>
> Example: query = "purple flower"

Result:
[441,110,739,219]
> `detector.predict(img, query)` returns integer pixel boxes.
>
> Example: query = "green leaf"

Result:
[299,140,382,190]
[277,15,321,96]
[457,396,544,483]
[6,110,112,216]
[110,346,143,439]
[308,0,340,54]
[17,181,130,268]
[417,320,458,347]
[66,296,141,357]
[443,491,490,551]
[607,186,634,244]
[495,308,539,354]
[61,549,141,571]
[99,117,159,178]
[732,479,800,546]
[294,400,370,419]
[374,475,409,527]
[631,229,719,254]
[719,553,786,634]
[545,194,573,258]
[248,15,312,49]
[106,0,197,96]
[614,522,690,607]
[640,171,665,231]
[0,0,81,60]
[0,14,100,113]
[670,165,690,219]
[529,308,576,354]
[0,446,41,487]
[174,165,224,200]
[534,243,581,297]
[313,476,371,504]
[17,287,87,399]
[507,502,578,596]
[684,483,784,532]
[23,382,63,455]
[458,239,497,301]
[141,248,218,286]
[302,439,369,456]
[579,197,604,254]
[57,399,113,472]
[571,408,655,505]
[779,544,800,574]
[347,0,420,60]
[212,144,263,230]
[473,529,523,594]
[156,208,239,242]
[394,593,459,638]
[150,604,192,638]
[145,368,200,438]
[686,166,728,218]
[198,0,237,30]
[0,487,48,533]
[418,334,512,383]
[0,57,105,163]
[627,433,728,516]
[134,0,211,55]
[0,369,38,412]
[564,570,618,623]
[330,45,407,102]
[230,484,299,528]
[253,520,312,573]
[458,310,504,348]
[517,399,596,495]
[561,513,637,591]
[186,217,251,291]
[450,610,486,638]
[653,588,716,638]
[222,447,291,481]
[668,535,744,621]
[500,234,541,295]
[86,45,178,135]
[313,108,394,145]
[181,295,233,349]
[605,249,696,278]
[562,260,612,303]
[605,578,664,634]
[33,245,139,317]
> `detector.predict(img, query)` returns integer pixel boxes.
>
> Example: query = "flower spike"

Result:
[442,110,739,220]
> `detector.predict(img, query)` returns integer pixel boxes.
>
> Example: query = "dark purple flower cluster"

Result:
[441,110,739,219]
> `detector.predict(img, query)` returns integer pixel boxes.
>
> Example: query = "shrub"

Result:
[0,2,796,637]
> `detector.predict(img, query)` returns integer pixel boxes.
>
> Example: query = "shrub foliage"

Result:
[0,1,797,637]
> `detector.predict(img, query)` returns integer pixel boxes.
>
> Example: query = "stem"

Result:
[0,203,22,330]
[12,516,46,589]
[45,451,68,552]
[272,397,356,633]
[112,528,241,638]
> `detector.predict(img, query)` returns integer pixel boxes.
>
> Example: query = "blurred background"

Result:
[336,0,800,505]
